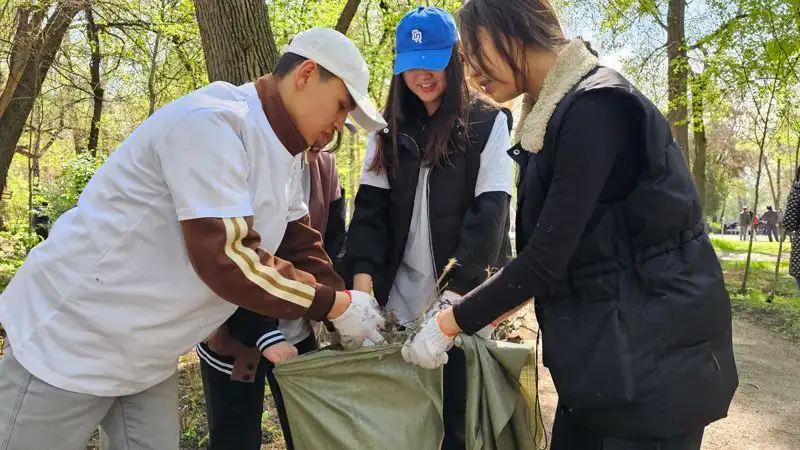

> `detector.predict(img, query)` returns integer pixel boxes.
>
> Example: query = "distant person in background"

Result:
[751,213,760,240]
[31,201,50,241]
[781,167,800,288]
[739,207,751,241]
[762,206,779,242]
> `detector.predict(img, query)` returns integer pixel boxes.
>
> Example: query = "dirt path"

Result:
[522,312,800,449]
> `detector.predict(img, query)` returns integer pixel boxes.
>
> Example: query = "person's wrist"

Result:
[328,291,352,320]
[353,273,373,293]
[435,308,461,337]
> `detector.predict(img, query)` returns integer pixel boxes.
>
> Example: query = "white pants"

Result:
[0,342,179,450]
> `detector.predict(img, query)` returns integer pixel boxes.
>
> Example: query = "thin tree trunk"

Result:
[741,66,782,294]
[795,135,800,176]
[335,0,362,34]
[0,1,83,198]
[27,115,35,236]
[690,73,707,211]
[193,0,279,84]
[348,130,358,221]
[86,6,104,155]
[667,0,689,164]
[148,31,161,117]
[777,157,782,209]
[720,187,728,224]
[764,157,778,208]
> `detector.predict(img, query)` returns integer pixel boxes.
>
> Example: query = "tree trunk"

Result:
[667,0,689,165]
[740,64,781,294]
[764,157,778,209]
[348,130,358,221]
[148,30,161,116]
[796,136,800,176]
[690,73,707,212]
[0,1,83,199]
[86,6,104,156]
[193,0,279,84]
[335,0,362,34]
[777,157,782,208]
[720,187,728,224]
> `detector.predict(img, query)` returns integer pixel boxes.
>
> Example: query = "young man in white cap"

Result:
[0,27,386,450]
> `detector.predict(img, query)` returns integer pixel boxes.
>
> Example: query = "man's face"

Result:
[288,60,356,147]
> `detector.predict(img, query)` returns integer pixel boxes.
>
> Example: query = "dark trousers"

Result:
[551,402,704,450]
[442,346,467,450]
[766,223,779,242]
[199,335,318,450]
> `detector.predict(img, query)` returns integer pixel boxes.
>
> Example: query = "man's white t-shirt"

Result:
[360,112,513,326]
[0,81,309,396]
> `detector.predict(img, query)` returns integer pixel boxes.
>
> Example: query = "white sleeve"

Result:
[287,158,310,222]
[475,112,514,197]
[360,133,390,189]
[157,110,254,221]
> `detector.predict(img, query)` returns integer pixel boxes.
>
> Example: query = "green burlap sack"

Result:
[273,343,444,450]
[273,338,547,450]
[459,335,548,450]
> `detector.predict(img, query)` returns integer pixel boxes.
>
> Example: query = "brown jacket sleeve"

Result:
[275,215,346,290]
[181,216,335,321]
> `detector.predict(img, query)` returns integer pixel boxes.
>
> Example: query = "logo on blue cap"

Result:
[394,7,458,75]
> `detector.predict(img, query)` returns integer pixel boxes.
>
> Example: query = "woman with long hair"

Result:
[343,7,514,449]
[401,1,739,449]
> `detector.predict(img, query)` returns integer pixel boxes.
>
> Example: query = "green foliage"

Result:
[0,229,38,292]
[42,152,107,222]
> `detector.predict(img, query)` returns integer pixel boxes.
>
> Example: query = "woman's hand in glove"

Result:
[402,308,461,369]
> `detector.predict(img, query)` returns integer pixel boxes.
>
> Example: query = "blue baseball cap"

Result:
[394,7,458,75]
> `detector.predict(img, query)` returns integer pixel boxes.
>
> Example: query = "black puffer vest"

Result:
[344,99,513,305]
[510,67,738,438]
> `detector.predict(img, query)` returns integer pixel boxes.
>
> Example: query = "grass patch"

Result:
[711,236,790,256]
[720,259,800,341]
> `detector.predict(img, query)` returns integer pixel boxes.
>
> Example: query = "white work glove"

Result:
[435,290,494,339]
[330,290,386,349]
[438,290,462,308]
[401,314,455,369]
[422,290,462,323]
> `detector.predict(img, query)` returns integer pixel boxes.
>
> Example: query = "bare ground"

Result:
[516,310,800,449]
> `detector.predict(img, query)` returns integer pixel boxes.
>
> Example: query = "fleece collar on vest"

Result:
[515,39,599,153]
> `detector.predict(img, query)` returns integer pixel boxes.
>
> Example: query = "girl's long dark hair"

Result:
[369,46,470,172]
[457,0,568,90]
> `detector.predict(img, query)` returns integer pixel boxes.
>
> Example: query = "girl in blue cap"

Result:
[401,1,739,449]
[342,6,515,449]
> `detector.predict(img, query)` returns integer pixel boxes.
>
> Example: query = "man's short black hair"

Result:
[273,53,335,80]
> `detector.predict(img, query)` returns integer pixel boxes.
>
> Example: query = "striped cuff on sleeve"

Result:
[257,330,287,352]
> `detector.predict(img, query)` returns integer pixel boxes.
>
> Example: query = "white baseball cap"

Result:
[282,28,387,132]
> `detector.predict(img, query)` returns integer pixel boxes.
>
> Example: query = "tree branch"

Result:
[335,0,361,35]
